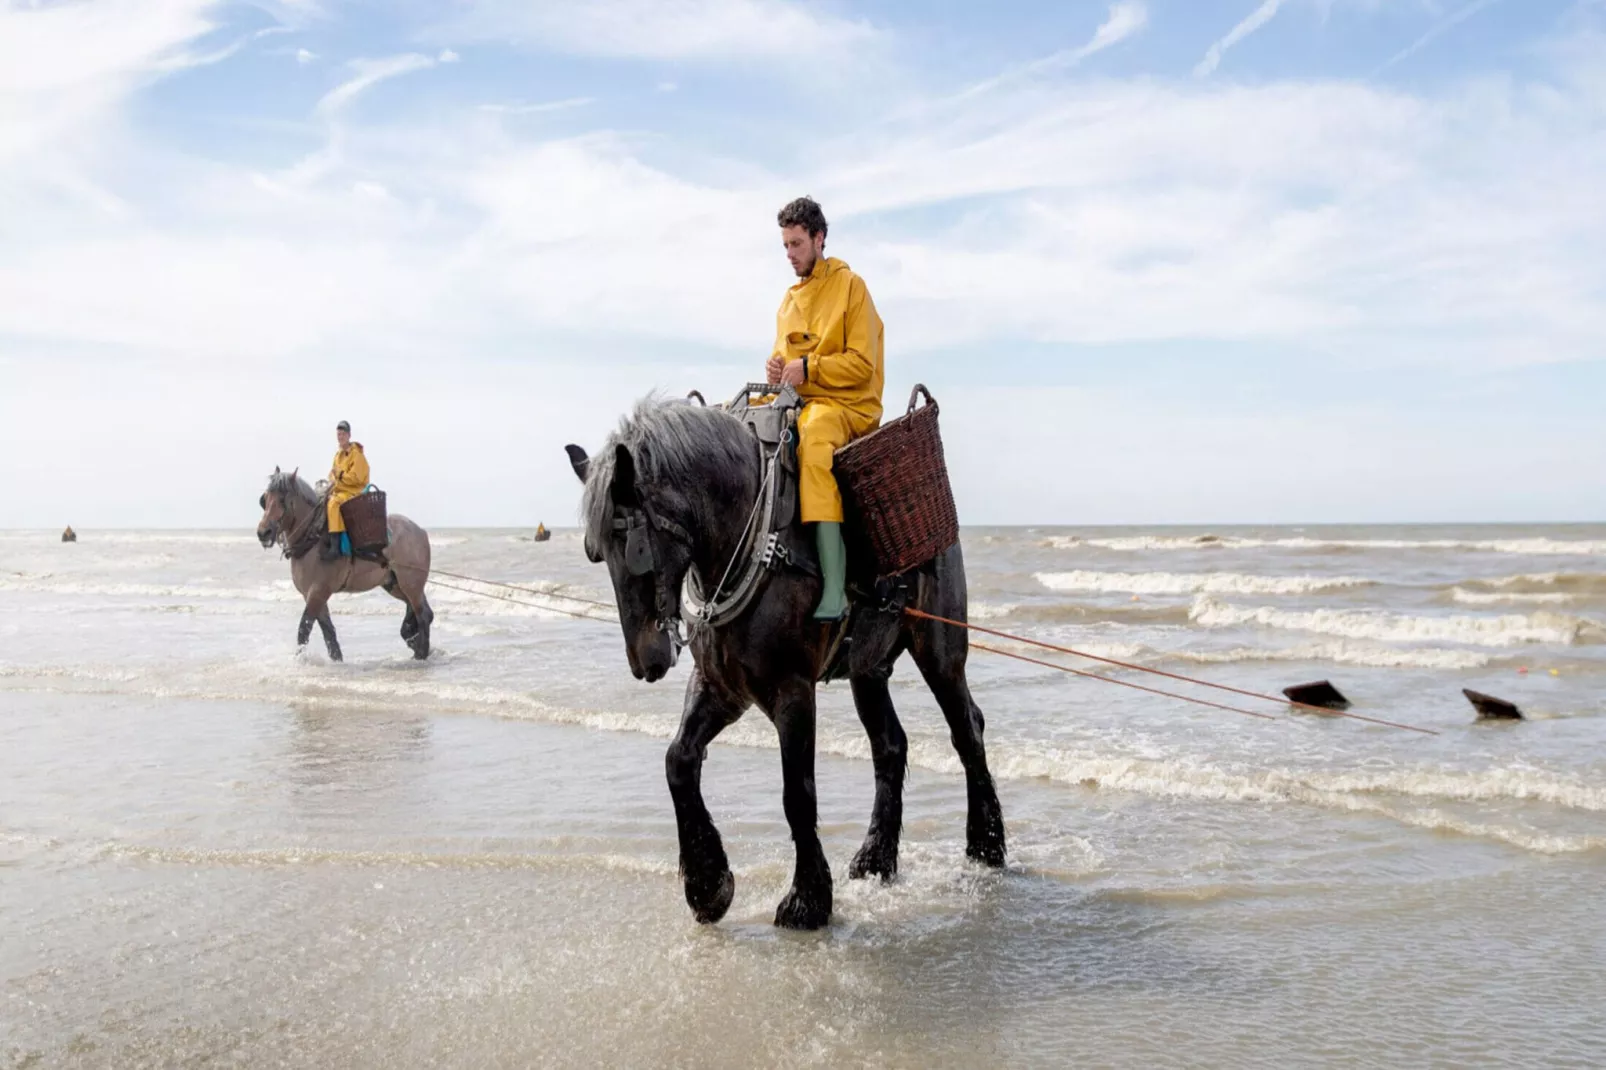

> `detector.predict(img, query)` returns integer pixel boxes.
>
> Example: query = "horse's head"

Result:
[257,467,298,549]
[567,440,692,683]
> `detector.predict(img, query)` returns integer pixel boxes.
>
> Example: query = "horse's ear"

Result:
[611,443,639,506]
[291,467,299,481]
[565,444,590,483]
[274,466,281,474]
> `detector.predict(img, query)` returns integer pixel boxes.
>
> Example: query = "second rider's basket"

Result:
[339,488,389,554]
[834,384,960,576]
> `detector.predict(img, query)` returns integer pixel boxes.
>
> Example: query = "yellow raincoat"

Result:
[327,443,369,533]
[773,257,885,523]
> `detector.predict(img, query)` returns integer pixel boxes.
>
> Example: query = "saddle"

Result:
[285,485,388,564]
[686,384,918,683]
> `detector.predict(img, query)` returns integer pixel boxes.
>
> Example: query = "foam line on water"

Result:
[1036,570,1374,596]
[8,663,1600,855]
[1189,595,1606,648]
[1044,535,1606,555]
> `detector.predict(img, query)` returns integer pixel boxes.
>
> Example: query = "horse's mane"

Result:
[268,469,317,507]
[581,397,755,552]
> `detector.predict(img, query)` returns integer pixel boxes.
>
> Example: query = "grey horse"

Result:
[255,467,434,661]
[567,400,1005,930]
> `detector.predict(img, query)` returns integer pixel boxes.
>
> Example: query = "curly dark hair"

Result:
[777,196,827,239]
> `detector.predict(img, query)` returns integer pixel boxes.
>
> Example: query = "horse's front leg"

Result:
[667,668,743,924]
[298,591,340,662]
[316,607,343,663]
[772,682,832,930]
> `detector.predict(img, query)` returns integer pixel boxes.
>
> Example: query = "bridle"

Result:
[262,484,324,560]
[609,497,693,659]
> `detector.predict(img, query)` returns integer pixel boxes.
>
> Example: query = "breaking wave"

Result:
[1044,535,1606,555]
[1173,641,1494,670]
[1449,588,1579,607]
[1035,570,1372,596]
[1189,595,1606,648]
[910,742,1606,855]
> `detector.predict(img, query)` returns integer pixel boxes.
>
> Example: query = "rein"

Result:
[278,487,327,560]
[683,438,785,632]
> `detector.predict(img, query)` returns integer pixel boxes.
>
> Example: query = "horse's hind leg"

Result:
[406,594,432,659]
[385,571,431,659]
[848,665,907,882]
[667,668,743,924]
[910,628,1006,868]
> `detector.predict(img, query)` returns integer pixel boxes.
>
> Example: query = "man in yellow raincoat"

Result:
[321,419,370,561]
[765,197,884,620]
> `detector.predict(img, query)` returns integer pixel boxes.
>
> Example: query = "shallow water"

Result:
[3,525,1604,1067]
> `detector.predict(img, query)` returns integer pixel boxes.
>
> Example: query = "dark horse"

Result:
[567,399,1004,930]
[255,468,434,662]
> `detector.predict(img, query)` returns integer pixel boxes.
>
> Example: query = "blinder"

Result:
[616,512,657,577]
[608,503,688,664]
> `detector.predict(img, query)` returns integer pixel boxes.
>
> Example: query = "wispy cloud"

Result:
[955,2,1148,101]
[0,0,218,175]
[1380,0,1506,70]
[1196,0,1288,76]
[478,97,596,115]
[1077,1,1151,62]
[440,0,875,61]
[314,53,438,116]
[296,48,318,65]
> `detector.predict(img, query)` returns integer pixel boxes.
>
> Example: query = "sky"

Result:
[1,0,1603,528]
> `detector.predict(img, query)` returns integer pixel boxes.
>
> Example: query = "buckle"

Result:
[759,532,790,571]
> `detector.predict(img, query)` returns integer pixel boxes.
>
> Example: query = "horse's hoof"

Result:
[411,642,429,660]
[687,869,734,925]
[848,840,898,883]
[774,886,831,930]
[965,838,1007,869]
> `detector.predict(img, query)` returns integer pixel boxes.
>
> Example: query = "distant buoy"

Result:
[1130,595,1140,602]
[1517,666,1529,674]
[1549,669,1559,677]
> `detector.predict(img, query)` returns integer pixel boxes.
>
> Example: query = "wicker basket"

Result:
[339,489,389,553]
[834,385,959,575]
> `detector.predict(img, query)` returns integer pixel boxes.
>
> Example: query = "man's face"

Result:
[781,225,825,278]
[337,429,350,450]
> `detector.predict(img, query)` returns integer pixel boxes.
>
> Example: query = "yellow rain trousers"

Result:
[773,257,885,524]
[327,443,370,533]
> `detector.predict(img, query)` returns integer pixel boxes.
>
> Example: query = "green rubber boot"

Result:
[813,522,848,622]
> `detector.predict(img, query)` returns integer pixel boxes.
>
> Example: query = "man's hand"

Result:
[778,359,806,387]
[765,355,784,384]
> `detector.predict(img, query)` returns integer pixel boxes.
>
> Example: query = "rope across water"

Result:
[387,561,1437,735]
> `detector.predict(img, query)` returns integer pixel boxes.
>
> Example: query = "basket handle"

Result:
[906,384,935,415]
